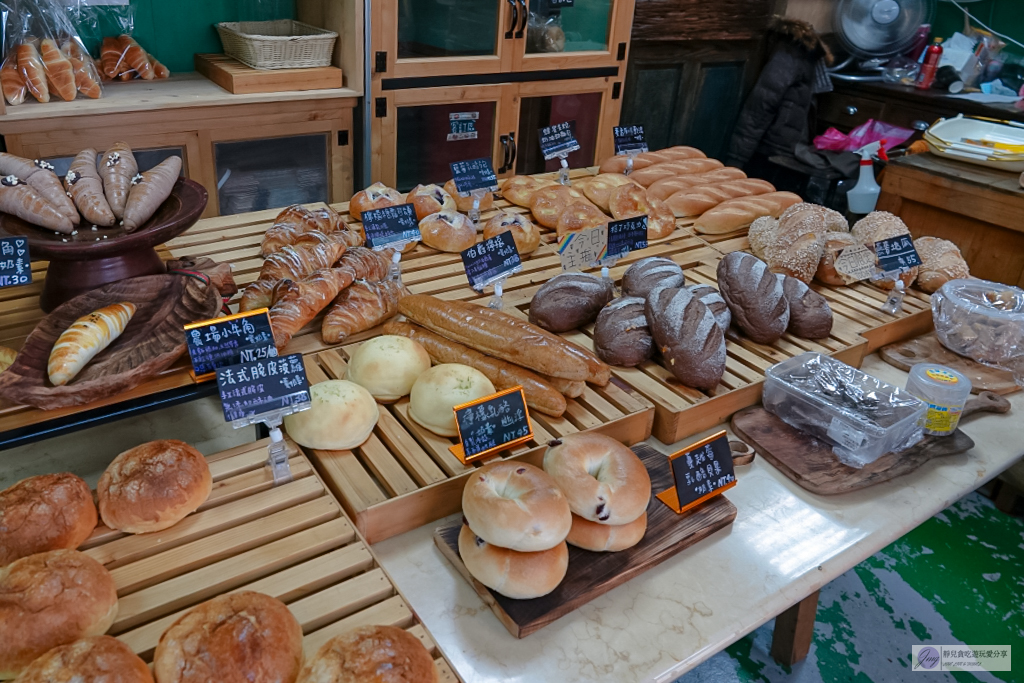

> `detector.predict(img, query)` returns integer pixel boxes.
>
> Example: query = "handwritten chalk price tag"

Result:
[216,353,310,423]
[874,235,922,275]
[614,125,648,155]
[450,158,499,195]
[185,309,276,381]
[832,244,875,284]
[449,386,534,464]
[461,230,522,290]
[558,224,608,271]
[607,216,648,259]
[539,121,581,160]
[656,430,736,514]
[362,203,421,250]
[0,236,30,288]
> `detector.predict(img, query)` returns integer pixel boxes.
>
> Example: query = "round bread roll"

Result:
[13,636,153,683]
[621,256,684,299]
[850,211,917,290]
[462,461,571,552]
[0,550,118,679]
[566,511,647,552]
[153,591,302,683]
[408,364,495,437]
[0,473,96,566]
[458,525,568,600]
[406,184,457,221]
[555,201,607,240]
[349,182,404,222]
[529,185,588,229]
[418,210,476,253]
[914,236,969,293]
[543,433,650,525]
[500,175,556,207]
[483,211,540,257]
[608,182,651,220]
[815,231,859,286]
[98,440,211,534]
[593,297,654,367]
[647,196,676,239]
[581,173,635,213]
[346,335,431,403]
[297,625,438,683]
[444,179,494,215]
[284,380,378,450]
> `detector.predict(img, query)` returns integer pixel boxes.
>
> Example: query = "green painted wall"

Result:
[71,0,294,74]
[933,0,1024,58]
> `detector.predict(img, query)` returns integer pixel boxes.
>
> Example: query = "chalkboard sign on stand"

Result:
[0,237,30,289]
[185,309,275,381]
[606,216,649,260]
[450,158,499,195]
[216,353,311,424]
[614,125,648,155]
[449,386,533,464]
[874,235,922,275]
[539,121,581,160]
[362,204,421,250]
[461,230,522,291]
[656,429,736,514]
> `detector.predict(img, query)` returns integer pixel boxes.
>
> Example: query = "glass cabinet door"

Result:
[214,134,330,215]
[514,0,630,71]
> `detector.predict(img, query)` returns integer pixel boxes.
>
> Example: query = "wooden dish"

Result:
[0,273,220,410]
[0,178,208,311]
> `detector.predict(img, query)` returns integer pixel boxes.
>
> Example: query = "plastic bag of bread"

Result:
[932,279,1024,378]
[72,1,168,82]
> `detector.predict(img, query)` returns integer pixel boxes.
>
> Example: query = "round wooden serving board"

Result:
[881,333,1020,395]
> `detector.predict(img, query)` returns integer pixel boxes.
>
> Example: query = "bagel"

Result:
[458,524,568,599]
[462,462,571,552]
[542,433,650,525]
[566,511,647,552]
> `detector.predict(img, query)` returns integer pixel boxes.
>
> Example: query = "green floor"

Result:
[679,492,1023,683]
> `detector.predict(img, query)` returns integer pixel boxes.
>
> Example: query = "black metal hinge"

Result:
[375,51,387,73]
[617,42,627,60]
[337,130,349,146]
[612,82,621,99]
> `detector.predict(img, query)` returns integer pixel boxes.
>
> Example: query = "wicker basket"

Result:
[216,20,337,70]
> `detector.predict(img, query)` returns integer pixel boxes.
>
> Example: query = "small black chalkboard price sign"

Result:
[460,230,522,290]
[607,216,649,258]
[874,235,922,274]
[656,429,736,514]
[216,353,310,423]
[0,236,30,289]
[362,203,421,250]
[613,125,648,155]
[449,158,499,195]
[185,309,276,381]
[449,386,534,464]
[539,120,581,160]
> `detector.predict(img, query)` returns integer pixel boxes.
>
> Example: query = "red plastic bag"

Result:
[814,119,915,152]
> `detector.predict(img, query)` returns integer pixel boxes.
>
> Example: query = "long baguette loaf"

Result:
[540,374,586,398]
[647,168,747,200]
[383,321,566,417]
[397,295,609,383]
[629,159,724,187]
[664,179,776,217]
[693,192,802,235]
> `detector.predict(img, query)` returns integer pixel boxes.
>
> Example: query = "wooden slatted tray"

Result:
[296,348,654,544]
[81,437,458,680]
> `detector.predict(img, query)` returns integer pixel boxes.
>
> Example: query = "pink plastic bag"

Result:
[814,119,915,152]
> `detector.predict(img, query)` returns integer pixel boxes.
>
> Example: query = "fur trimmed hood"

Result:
[769,17,834,65]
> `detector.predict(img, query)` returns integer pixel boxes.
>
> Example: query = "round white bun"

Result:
[458,524,568,600]
[346,335,431,403]
[284,380,378,450]
[408,364,495,437]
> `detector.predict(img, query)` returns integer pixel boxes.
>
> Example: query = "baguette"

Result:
[383,321,567,417]
[629,159,724,187]
[539,374,586,398]
[693,192,802,235]
[48,301,136,385]
[664,179,776,217]
[397,295,609,383]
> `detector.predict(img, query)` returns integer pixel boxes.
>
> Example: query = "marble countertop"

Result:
[373,355,1024,683]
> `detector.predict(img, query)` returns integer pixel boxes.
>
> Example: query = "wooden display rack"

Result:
[299,348,654,544]
[82,437,458,679]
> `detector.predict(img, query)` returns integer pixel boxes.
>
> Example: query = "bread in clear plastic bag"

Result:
[932,278,1024,382]
[527,12,566,54]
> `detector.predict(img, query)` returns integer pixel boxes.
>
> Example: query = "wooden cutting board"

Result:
[433,442,737,638]
[881,333,1019,395]
[731,391,1011,495]
[195,54,343,94]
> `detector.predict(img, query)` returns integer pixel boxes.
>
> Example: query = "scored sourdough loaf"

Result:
[12,636,152,683]
[780,275,833,339]
[621,256,684,299]
[693,192,803,234]
[717,252,790,344]
[529,272,614,332]
[593,297,654,367]
[645,286,727,390]
[687,283,731,332]
[663,178,776,217]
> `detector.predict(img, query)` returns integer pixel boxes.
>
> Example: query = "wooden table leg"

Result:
[770,589,820,666]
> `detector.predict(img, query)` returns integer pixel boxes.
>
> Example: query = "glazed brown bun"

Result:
[444,179,494,214]
[0,550,118,679]
[500,175,556,207]
[458,525,568,600]
[462,462,571,552]
[349,182,404,222]
[297,625,438,683]
[153,591,302,683]
[0,473,96,566]
[406,184,457,221]
[543,433,651,525]
[483,211,540,256]
[418,210,476,253]
[13,636,153,683]
[555,201,607,240]
[529,185,589,229]
[567,511,647,552]
[97,439,212,534]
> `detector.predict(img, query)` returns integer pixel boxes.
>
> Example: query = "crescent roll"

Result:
[48,302,136,386]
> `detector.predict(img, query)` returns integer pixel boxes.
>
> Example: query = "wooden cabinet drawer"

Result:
[817,93,884,131]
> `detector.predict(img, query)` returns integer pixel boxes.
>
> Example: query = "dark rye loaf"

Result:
[644,286,726,390]
[717,251,789,344]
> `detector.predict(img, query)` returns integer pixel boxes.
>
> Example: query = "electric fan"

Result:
[831,0,936,80]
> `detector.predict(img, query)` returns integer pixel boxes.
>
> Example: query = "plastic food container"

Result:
[764,353,927,468]
[932,279,1024,380]
[904,364,972,436]
[924,115,1024,173]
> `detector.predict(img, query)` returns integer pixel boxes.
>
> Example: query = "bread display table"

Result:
[373,354,1024,682]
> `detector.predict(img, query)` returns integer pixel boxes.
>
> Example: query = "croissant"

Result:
[17,43,48,103]
[123,155,182,231]
[239,279,277,313]
[258,241,346,282]
[99,142,138,219]
[269,269,355,350]
[0,177,74,233]
[40,39,76,102]
[322,279,407,344]
[1,58,26,105]
[118,35,153,80]
[335,246,392,282]
[66,149,115,227]
[148,52,169,78]
[260,228,351,257]
[100,37,124,79]
[62,40,102,99]
[48,301,136,386]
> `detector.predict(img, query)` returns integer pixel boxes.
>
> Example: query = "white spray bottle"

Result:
[847,140,888,214]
